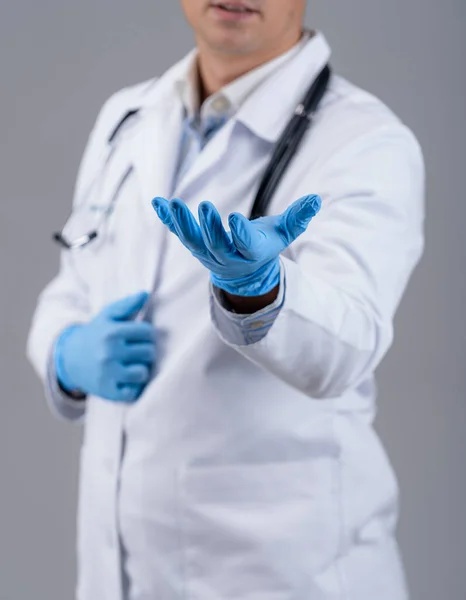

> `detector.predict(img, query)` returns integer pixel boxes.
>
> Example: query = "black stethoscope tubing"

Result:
[53,64,331,249]
[249,63,331,219]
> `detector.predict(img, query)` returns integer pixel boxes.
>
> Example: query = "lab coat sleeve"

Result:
[210,124,425,399]
[26,91,129,421]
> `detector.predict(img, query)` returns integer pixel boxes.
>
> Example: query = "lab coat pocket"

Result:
[179,458,340,599]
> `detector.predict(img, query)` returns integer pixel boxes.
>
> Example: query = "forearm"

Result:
[212,256,393,399]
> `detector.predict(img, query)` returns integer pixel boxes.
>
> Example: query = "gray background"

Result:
[0,1,465,598]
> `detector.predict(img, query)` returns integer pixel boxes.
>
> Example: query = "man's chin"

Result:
[201,30,259,56]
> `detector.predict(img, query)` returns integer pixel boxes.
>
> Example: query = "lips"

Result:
[210,2,258,14]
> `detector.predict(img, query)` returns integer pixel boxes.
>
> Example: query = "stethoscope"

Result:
[53,64,331,250]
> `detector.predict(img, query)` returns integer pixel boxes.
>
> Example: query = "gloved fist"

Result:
[54,291,156,403]
[151,195,321,296]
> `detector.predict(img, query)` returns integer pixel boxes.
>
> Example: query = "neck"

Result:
[196,31,304,103]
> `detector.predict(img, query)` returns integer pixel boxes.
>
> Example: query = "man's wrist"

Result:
[57,380,87,401]
[210,259,280,299]
[220,284,280,314]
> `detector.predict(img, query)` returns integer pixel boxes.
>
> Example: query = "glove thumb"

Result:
[229,213,265,260]
[101,291,150,321]
[280,194,321,244]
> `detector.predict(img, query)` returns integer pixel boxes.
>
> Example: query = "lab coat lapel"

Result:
[173,118,236,200]
[129,101,185,214]
[121,100,185,295]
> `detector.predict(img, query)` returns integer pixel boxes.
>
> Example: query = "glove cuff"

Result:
[210,259,281,297]
[54,324,83,393]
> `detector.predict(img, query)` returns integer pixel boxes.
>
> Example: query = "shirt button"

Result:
[211,95,230,113]
[248,320,265,330]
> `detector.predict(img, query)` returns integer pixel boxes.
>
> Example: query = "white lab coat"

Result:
[27,33,425,600]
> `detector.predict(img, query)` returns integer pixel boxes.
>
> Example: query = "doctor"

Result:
[27,1,425,599]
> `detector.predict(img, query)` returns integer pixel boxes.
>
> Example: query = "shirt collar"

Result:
[175,31,313,123]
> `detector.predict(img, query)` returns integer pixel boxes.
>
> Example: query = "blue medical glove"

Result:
[55,291,156,403]
[151,195,321,296]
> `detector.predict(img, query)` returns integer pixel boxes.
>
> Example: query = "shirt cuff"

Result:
[45,341,87,423]
[210,260,286,346]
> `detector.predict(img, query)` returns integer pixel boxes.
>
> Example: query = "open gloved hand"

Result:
[151,194,321,297]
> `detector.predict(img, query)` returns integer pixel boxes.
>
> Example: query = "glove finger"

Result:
[152,197,178,235]
[229,212,265,260]
[114,384,142,403]
[117,342,156,365]
[119,363,151,385]
[169,199,207,254]
[111,321,156,344]
[278,194,321,245]
[101,291,150,321]
[198,202,235,263]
